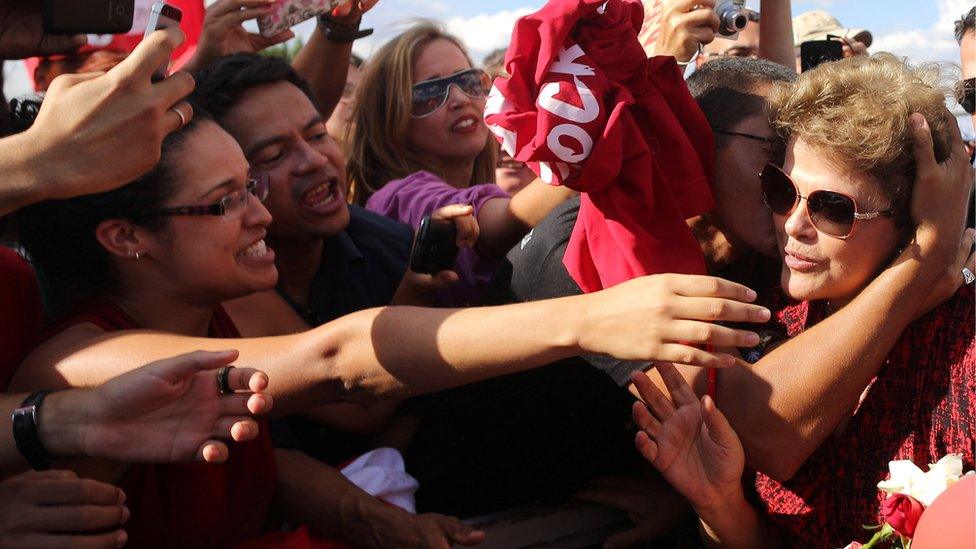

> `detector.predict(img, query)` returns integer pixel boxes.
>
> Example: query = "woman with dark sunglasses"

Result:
[346,21,573,307]
[630,54,975,548]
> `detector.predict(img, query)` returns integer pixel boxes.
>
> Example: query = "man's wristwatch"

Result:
[318,13,374,43]
[12,390,56,470]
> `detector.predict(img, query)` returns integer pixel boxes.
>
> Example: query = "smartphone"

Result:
[42,0,134,35]
[800,39,843,72]
[144,1,183,81]
[409,215,459,275]
[257,0,345,38]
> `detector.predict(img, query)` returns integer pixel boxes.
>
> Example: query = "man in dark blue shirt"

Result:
[191,54,413,463]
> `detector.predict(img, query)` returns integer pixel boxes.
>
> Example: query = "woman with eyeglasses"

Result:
[629,54,975,548]
[346,21,573,306]
[11,94,775,544]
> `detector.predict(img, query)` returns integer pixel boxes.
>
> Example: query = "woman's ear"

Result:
[95,219,150,260]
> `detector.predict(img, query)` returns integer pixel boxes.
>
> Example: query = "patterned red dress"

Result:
[751,286,975,547]
[45,301,278,548]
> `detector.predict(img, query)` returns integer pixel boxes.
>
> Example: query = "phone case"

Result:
[409,216,458,275]
[257,0,344,37]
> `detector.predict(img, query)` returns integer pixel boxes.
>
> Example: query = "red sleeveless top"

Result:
[49,300,278,548]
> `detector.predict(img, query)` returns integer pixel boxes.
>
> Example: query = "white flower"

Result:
[877,454,971,506]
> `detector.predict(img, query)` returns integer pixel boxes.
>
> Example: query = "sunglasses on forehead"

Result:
[760,163,893,239]
[411,68,491,119]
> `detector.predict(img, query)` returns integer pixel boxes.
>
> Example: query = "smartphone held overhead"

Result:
[43,0,135,35]
[257,0,347,37]
[800,38,844,72]
[144,1,183,81]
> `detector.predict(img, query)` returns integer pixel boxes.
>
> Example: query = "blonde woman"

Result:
[347,22,572,306]
[631,54,975,548]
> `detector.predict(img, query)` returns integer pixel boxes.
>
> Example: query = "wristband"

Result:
[12,390,55,470]
[318,13,374,43]
[676,44,703,67]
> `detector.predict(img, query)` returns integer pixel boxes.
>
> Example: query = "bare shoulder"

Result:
[223,290,310,337]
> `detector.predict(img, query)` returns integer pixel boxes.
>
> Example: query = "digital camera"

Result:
[715,0,748,39]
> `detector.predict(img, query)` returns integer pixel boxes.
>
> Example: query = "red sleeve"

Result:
[0,247,44,390]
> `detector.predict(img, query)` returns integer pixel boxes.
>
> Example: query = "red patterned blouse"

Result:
[751,286,975,547]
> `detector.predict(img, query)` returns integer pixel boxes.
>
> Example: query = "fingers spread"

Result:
[630,370,673,419]
[701,395,739,450]
[198,440,230,463]
[656,361,698,407]
[632,401,662,438]
[634,431,659,464]
[21,477,124,506]
[211,416,260,441]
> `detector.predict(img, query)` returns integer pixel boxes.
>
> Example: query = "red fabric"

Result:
[0,247,44,391]
[484,0,714,293]
[43,300,278,549]
[750,287,975,547]
[22,0,205,89]
[238,526,354,549]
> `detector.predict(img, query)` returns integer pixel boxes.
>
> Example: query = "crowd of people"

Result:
[0,0,973,547]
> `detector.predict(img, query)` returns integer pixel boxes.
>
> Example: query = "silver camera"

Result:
[715,0,748,39]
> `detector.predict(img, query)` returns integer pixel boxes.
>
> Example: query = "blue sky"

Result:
[4,0,973,99]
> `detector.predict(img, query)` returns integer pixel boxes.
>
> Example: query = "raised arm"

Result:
[757,0,795,69]
[12,274,769,416]
[0,29,193,217]
[292,1,376,118]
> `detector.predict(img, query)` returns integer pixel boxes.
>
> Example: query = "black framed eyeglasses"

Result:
[712,128,777,144]
[411,68,491,118]
[138,174,270,220]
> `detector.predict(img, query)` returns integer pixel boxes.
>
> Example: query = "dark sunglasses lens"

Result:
[760,165,797,215]
[412,81,448,117]
[807,191,856,237]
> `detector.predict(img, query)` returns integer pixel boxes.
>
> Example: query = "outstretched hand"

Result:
[630,363,744,511]
[67,350,272,463]
[577,274,769,368]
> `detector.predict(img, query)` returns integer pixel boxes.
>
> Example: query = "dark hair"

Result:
[955,6,975,43]
[687,57,797,148]
[17,103,214,309]
[1,97,42,138]
[191,53,317,121]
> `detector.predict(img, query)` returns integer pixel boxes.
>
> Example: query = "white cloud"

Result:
[445,8,536,65]
[871,0,970,64]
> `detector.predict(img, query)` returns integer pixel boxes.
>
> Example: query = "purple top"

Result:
[366,171,510,306]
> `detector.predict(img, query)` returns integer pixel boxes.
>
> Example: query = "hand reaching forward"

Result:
[44,350,272,464]
[630,363,744,511]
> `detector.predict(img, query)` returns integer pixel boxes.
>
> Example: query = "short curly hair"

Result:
[768,53,952,229]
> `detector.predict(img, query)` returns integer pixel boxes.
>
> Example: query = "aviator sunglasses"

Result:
[760,163,892,239]
[411,68,491,118]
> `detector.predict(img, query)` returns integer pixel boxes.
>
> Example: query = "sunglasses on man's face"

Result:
[760,163,893,239]
[411,68,491,119]
[958,78,975,115]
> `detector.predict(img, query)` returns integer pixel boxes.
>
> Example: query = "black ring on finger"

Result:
[216,366,235,395]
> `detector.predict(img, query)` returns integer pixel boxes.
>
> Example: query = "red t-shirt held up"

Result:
[485,0,715,292]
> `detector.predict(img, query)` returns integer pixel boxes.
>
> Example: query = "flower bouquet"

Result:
[843,454,974,549]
